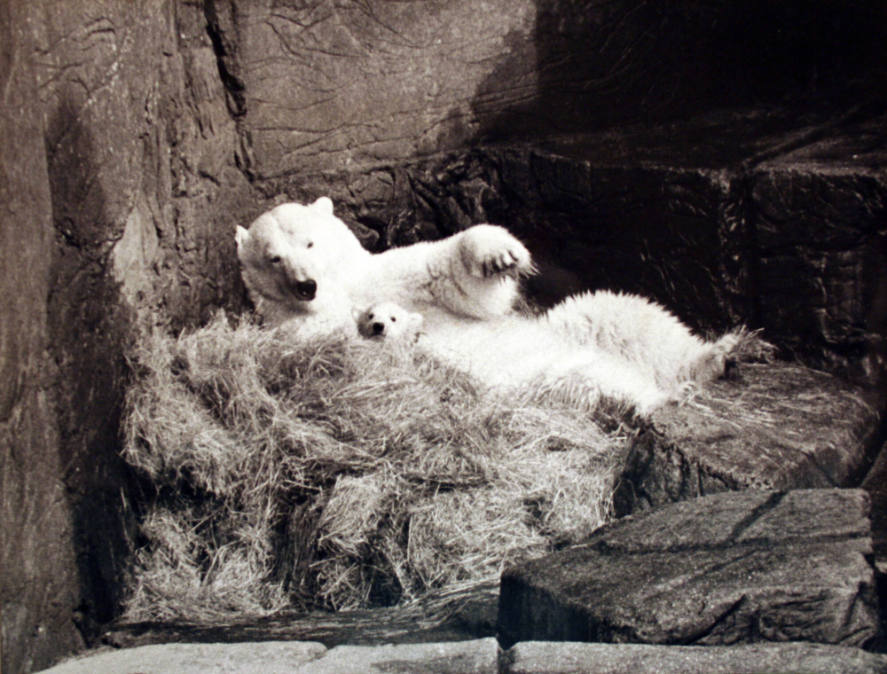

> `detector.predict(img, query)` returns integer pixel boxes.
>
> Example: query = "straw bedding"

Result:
[120,313,640,620]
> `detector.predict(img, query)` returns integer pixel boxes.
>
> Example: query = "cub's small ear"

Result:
[235,225,250,252]
[410,313,424,331]
[312,196,334,215]
[351,306,365,322]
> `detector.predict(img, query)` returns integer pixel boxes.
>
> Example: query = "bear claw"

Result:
[460,225,532,279]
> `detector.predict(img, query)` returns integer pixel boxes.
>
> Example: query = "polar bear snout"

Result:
[358,317,387,339]
[292,278,317,301]
[280,263,317,301]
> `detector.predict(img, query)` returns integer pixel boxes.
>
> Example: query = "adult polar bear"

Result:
[236,197,738,412]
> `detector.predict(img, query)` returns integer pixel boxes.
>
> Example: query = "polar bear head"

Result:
[235,197,368,319]
[356,302,424,342]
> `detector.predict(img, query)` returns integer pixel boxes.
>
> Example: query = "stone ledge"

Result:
[504,641,887,674]
[38,641,327,674]
[39,639,887,674]
[498,489,880,649]
[614,362,881,516]
[294,638,499,673]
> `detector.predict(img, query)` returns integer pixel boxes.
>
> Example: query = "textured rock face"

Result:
[210,0,887,176]
[40,642,328,674]
[2,1,252,671]
[505,642,887,674]
[753,161,887,379]
[613,361,881,516]
[498,489,881,649]
[206,0,538,176]
[0,3,85,670]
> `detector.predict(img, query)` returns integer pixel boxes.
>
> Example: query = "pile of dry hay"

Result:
[121,313,636,621]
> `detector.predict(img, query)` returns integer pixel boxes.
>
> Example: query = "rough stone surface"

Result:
[504,641,887,674]
[1,3,85,672]
[209,0,538,176]
[103,580,499,650]
[40,641,327,674]
[211,1,887,176]
[753,160,887,380]
[293,638,499,674]
[36,639,887,674]
[613,361,881,516]
[498,489,880,649]
[3,2,254,671]
[863,440,887,561]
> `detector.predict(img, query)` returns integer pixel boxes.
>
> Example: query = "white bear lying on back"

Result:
[236,197,739,413]
[236,197,531,325]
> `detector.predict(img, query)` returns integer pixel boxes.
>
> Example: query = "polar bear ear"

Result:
[235,225,251,253]
[409,313,424,331]
[311,196,334,215]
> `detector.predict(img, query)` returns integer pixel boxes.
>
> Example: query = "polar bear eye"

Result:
[390,316,397,322]
[306,241,314,249]
[367,312,374,320]
[268,255,282,264]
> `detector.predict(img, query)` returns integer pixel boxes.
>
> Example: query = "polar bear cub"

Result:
[356,302,424,342]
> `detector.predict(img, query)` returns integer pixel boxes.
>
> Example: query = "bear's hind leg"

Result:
[687,333,740,384]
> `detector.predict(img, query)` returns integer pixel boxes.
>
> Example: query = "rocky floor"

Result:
[41,488,887,673]
[36,639,887,673]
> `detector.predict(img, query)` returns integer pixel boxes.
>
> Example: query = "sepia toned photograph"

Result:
[2,1,886,672]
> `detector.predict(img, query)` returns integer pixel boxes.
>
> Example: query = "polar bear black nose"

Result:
[371,322,385,335]
[294,279,316,300]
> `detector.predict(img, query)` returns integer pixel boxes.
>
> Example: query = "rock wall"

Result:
[2,1,252,671]
[1,4,84,669]
[212,0,887,177]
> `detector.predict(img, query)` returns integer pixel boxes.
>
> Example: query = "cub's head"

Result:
[356,302,424,341]
[235,197,367,317]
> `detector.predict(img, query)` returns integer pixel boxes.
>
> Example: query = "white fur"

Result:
[236,197,738,412]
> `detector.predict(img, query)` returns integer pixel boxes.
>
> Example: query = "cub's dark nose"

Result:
[372,321,385,335]
[294,279,316,300]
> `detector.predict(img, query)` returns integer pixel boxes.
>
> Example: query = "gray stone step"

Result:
[498,489,881,649]
[40,639,887,673]
[504,641,887,674]
[614,361,881,516]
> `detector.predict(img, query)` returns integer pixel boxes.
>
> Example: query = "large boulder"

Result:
[498,489,881,649]
[614,361,881,516]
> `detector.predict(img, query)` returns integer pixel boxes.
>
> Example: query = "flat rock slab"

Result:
[40,641,327,673]
[614,362,880,516]
[504,641,887,674]
[498,489,880,649]
[103,580,499,650]
[294,638,498,673]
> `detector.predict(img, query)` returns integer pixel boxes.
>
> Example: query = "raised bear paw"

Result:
[458,225,534,279]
